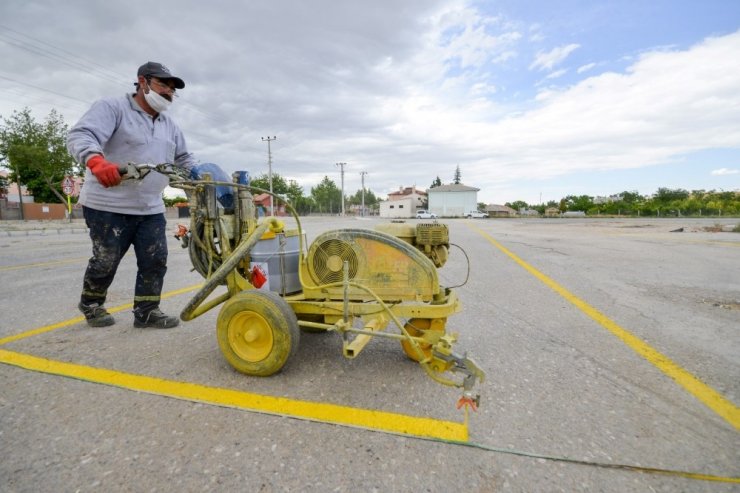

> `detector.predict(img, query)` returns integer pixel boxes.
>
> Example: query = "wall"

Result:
[379,197,415,218]
[0,201,69,220]
[428,191,477,217]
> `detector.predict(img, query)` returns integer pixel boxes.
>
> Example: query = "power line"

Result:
[0,25,224,127]
[0,26,130,87]
[0,25,263,159]
[0,74,89,104]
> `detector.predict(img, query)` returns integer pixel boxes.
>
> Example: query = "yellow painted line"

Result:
[0,284,202,346]
[0,349,467,441]
[0,257,88,272]
[471,226,740,431]
[0,282,466,439]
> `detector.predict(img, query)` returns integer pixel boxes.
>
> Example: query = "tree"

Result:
[284,179,314,215]
[250,172,289,195]
[507,200,529,212]
[561,194,593,212]
[310,176,342,214]
[619,190,643,204]
[654,187,689,203]
[430,176,442,188]
[348,188,379,208]
[0,107,77,203]
[285,179,303,203]
[453,165,461,185]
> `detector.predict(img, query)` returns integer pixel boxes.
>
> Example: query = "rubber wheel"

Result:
[401,318,446,362]
[217,290,300,376]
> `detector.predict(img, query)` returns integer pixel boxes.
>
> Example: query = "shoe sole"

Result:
[87,317,115,327]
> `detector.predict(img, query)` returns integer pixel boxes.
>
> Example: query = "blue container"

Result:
[190,163,234,211]
[234,170,250,186]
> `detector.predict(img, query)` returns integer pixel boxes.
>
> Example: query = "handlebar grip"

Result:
[118,165,128,175]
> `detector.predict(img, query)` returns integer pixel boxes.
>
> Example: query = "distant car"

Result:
[465,210,488,218]
[415,210,437,219]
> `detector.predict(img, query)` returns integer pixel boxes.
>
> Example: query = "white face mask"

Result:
[144,83,172,113]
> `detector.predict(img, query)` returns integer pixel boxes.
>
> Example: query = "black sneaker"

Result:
[134,308,180,329]
[79,302,115,327]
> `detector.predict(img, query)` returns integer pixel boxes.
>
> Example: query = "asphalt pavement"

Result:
[1,216,738,492]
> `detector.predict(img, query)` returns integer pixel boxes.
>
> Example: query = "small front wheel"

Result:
[217,290,300,376]
[401,318,446,362]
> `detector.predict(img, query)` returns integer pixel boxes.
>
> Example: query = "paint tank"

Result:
[250,230,305,295]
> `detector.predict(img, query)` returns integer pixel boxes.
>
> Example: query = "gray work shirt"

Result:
[67,93,196,215]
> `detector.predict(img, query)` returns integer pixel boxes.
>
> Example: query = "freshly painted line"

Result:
[0,349,468,441]
[472,226,740,431]
[0,284,202,346]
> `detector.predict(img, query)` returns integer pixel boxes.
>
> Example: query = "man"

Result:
[67,61,196,328]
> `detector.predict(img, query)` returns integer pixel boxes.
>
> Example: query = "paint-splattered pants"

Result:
[81,206,168,313]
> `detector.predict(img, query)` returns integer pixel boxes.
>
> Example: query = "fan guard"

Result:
[310,238,359,284]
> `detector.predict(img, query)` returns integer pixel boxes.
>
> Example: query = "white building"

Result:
[379,186,427,218]
[427,184,479,217]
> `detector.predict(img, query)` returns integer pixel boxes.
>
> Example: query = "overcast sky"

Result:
[1,0,739,204]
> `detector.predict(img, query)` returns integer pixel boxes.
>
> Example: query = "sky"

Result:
[1,0,739,205]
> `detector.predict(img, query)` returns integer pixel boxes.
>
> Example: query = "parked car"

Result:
[415,210,437,219]
[465,210,488,218]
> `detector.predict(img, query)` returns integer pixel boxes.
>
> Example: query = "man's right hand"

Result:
[87,155,122,188]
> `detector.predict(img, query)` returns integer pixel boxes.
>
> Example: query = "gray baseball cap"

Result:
[137,61,185,89]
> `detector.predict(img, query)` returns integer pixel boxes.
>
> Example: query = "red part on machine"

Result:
[174,224,188,239]
[251,264,267,288]
[456,396,478,412]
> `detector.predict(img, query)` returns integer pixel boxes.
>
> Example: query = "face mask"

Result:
[144,83,172,113]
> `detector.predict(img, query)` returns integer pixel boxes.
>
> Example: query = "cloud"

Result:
[383,29,740,192]
[529,43,580,71]
[711,168,739,175]
[545,69,567,80]
[577,62,596,74]
[1,2,739,204]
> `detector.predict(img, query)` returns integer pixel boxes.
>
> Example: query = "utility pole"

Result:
[335,162,346,216]
[261,136,277,216]
[14,162,24,221]
[360,171,368,217]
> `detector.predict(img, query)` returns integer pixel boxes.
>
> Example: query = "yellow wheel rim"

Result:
[227,311,274,362]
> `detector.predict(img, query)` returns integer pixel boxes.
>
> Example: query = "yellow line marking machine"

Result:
[126,163,484,411]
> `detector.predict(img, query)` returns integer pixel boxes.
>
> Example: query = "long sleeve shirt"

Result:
[67,93,196,215]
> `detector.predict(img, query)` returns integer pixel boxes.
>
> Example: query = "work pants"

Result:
[81,206,168,313]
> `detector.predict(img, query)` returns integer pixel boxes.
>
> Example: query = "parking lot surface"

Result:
[1,216,738,492]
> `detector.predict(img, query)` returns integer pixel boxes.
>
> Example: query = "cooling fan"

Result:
[309,237,361,284]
